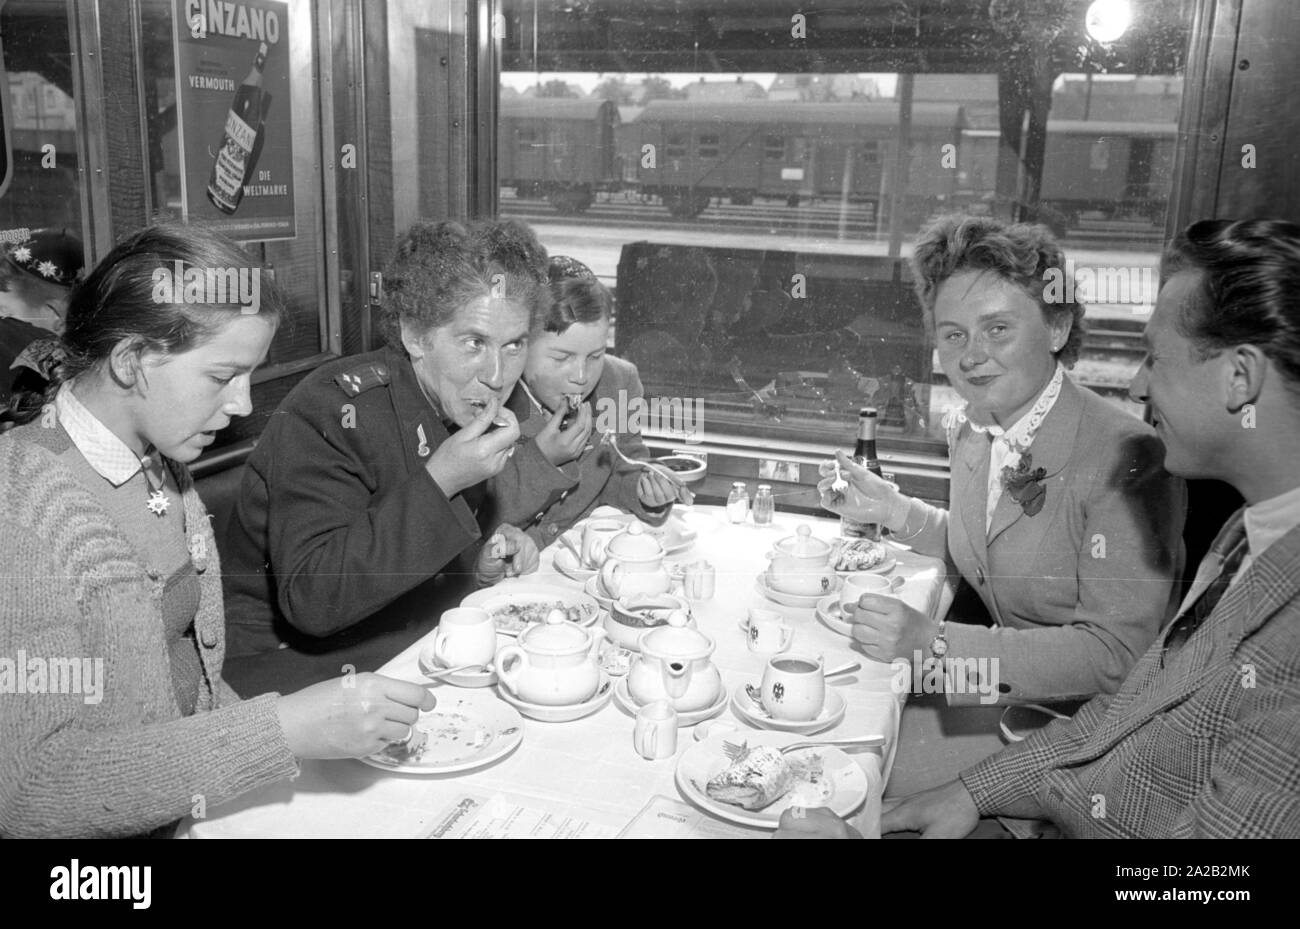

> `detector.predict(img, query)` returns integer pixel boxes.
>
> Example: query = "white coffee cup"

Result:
[581,518,624,568]
[432,607,497,668]
[760,653,825,721]
[633,699,678,760]
[747,608,794,654]
[839,572,904,612]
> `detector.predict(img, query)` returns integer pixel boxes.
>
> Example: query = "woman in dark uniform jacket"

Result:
[493,257,684,547]
[222,220,549,657]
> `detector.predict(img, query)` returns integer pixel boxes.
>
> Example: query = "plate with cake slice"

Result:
[675,732,869,828]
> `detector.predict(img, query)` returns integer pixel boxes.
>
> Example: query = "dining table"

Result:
[183,504,953,839]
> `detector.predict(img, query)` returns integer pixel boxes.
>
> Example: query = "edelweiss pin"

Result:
[147,489,171,516]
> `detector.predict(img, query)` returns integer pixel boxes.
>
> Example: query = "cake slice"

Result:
[705,744,795,811]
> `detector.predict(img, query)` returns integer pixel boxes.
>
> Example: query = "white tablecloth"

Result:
[186,506,952,838]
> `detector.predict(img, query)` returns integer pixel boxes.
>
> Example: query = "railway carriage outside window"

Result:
[498,0,1193,497]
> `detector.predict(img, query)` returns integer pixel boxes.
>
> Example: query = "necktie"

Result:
[1162,519,1248,662]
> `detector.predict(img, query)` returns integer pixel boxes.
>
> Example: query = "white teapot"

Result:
[627,611,722,713]
[597,522,672,599]
[495,610,605,706]
[766,524,836,596]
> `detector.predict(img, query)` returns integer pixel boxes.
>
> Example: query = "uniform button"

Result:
[200,629,219,649]
[559,490,569,501]
[547,525,560,536]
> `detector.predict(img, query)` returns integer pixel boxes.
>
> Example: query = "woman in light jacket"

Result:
[823,215,1186,793]
[0,225,433,837]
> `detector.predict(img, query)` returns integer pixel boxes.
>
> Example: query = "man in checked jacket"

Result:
[779,218,1300,839]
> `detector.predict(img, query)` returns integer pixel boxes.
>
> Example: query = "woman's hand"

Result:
[637,468,681,508]
[845,592,938,662]
[774,806,864,839]
[474,524,540,585]
[816,450,910,530]
[881,781,981,838]
[276,673,436,759]
[536,401,593,467]
[424,397,520,498]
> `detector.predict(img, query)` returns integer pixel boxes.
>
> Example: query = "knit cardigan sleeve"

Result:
[0,438,298,838]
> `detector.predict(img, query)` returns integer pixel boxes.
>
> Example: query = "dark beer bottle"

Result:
[840,407,883,540]
[206,42,269,215]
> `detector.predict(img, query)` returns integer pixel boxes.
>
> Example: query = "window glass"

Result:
[0,0,84,249]
[498,1,1192,455]
[138,0,331,369]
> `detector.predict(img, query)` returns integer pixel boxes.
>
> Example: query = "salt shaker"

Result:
[726,482,750,523]
[752,484,774,525]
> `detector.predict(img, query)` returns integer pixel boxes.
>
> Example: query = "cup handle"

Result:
[781,627,794,651]
[644,725,657,759]
[432,629,450,666]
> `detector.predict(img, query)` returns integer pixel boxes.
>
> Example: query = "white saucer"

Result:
[815,594,854,637]
[731,683,847,735]
[417,634,508,687]
[755,571,843,609]
[553,545,598,582]
[612,678,726,727]
[584,574,618,612]
[496,672,614,722]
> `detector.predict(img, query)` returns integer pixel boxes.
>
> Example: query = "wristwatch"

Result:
[928,618,949,659]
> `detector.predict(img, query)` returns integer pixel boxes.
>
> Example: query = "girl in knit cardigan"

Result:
[0,224,434,838]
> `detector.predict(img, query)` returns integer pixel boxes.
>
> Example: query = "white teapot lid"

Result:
[773,524,832,558]
[519,609,590,654]
[607,521,663,560]
[640,610,713,660]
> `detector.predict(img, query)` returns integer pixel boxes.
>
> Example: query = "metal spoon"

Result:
[423,663,492,685]
[600,432,696,503]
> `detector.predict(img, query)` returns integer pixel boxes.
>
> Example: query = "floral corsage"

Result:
[1001,452,1048,517]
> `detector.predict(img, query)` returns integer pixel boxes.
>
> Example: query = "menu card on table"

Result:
[422,792,622,839]
[618,795,767,839]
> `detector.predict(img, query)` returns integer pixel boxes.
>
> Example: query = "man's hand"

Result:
[475,524,540,586]
[774,806,863,839]
[881,780,981,838]
[535,400,593,467]
[425,397,520,498]
[845,592,938,662]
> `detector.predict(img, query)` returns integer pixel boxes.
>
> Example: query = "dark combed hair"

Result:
[378,218,549,350]
[1161,218,1300,393]
[3,223,284,428]
[910,213,1086,368]
[539,255,612,334]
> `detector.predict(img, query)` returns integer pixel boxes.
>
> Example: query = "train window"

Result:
[499,1,1195,469]
[0,2,85,255]
[517,128,540,152]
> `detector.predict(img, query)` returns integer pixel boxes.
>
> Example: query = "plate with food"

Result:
[358,689,523,775]
[460,582,601,637]
[675,733,869,829]
[730,683,846,735]
[830,538,896,575]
